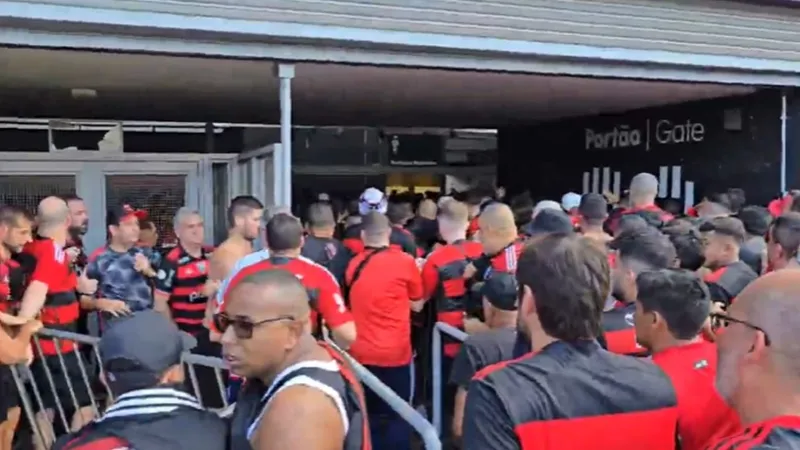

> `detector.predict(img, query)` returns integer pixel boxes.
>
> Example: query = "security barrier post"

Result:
[431,322,468,437]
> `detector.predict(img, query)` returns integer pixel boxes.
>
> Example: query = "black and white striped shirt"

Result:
[97,387,203,422]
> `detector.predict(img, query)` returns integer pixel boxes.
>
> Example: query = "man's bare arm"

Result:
[0,320,41,364]
[253,385,345,450]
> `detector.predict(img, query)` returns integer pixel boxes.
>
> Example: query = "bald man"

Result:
[709,270,800,449]
[18,197,96,445]
[220,269,369,450]
[466,203,523,282]
[608,173,673,233]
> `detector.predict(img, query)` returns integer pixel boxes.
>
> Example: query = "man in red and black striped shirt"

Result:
[709,270,800,449]
[154,208,222,407]
[154,208,213,335]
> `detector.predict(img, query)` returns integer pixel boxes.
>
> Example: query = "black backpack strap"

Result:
[342,247,389,304]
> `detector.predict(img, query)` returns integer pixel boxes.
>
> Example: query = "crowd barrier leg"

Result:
[325,339,442,450]
[430,322,468,438]
[181,353,229,411]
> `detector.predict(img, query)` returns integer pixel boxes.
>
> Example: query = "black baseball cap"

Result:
[107,204,148,227]
[100,310,196,393]
[524,208,574,236]
[579,193,608,221]
[481,273,519,311]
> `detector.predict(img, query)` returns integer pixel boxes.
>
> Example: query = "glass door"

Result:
[79,161,201,251]
[0,161,84,215]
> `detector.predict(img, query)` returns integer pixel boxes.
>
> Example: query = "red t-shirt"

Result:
[652,341,741,450]
[218,256,353,333]
[346,248,422,367]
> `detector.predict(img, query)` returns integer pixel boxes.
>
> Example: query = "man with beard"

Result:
[203,196,264,335]
[63,195,89,275]
[708,270,800,449]
[463,233,678,450]
[0,206,37,450]
[605,225,676,356]
[64,195,95,336]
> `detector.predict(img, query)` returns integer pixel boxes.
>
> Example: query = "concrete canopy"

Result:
[0,47,754,127]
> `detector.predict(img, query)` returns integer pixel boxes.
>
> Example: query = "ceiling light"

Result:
[71,88,97,99]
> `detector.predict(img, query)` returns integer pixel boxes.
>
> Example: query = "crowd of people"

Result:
[0,172,799,449]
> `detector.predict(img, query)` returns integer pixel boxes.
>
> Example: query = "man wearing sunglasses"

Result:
[632,269,739,450]
[219,269,369,450]
[707,270,800,449]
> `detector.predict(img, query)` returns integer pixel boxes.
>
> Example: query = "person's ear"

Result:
[520,285,536,317]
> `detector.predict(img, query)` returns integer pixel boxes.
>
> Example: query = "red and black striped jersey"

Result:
[706,415,800,450]
[154,246,213,335]
[0,256,25,313]
[21,237,79,355]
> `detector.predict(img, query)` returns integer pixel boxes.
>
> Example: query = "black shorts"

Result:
[28,352,93,412]
[0,365,19,421]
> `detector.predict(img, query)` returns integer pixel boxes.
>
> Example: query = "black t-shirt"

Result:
[449,327,518,390]
[301,235,352,284]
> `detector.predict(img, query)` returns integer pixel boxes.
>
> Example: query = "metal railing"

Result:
[8,328,441,449]
[431,321,468,437]
[326,339,441,450]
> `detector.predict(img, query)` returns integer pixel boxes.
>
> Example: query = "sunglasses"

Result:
[710,312,772,346]
[213,313,295,339]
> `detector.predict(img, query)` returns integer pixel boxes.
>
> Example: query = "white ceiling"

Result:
[0,47,756,126]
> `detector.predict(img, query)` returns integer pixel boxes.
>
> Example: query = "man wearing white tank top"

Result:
[220,269,369,450]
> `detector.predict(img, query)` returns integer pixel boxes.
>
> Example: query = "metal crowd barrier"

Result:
[325,339,442,450]
[431,321,468,437]
[9,328,441,450]
[8,328,232,448]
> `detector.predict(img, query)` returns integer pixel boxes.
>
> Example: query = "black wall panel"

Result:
[498,90,794,206]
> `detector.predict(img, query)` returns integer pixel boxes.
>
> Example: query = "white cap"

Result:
[561,192,581,211]
[358,187,387,215]
[317,192,331,202]
[532,200,562,219]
